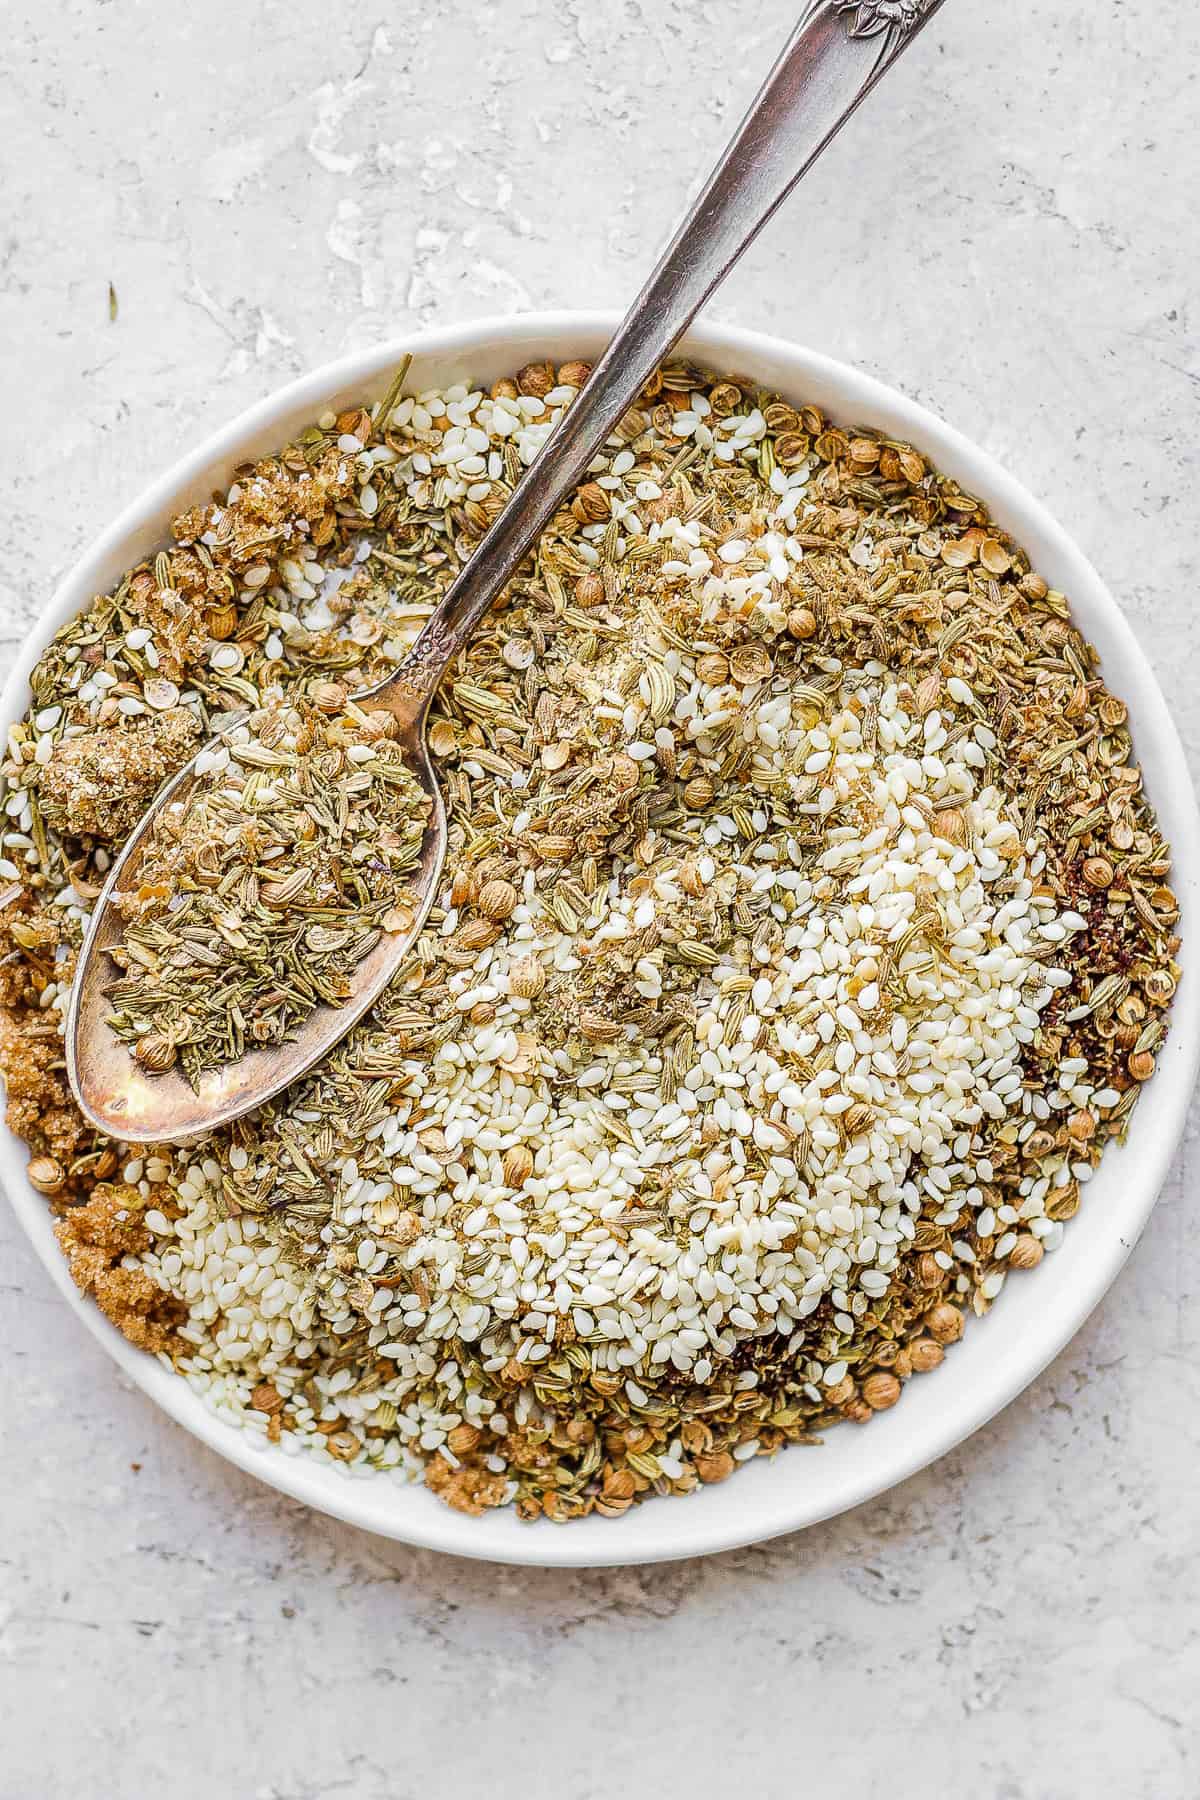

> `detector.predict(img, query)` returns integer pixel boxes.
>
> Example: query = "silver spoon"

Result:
[68,0,948,1144]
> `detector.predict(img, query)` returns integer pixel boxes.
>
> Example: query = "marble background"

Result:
[2,0,1198,1794]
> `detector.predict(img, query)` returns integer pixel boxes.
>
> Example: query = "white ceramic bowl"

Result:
[4,312,1197,1568]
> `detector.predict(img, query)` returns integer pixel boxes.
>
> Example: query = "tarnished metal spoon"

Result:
[67,0,947,1144]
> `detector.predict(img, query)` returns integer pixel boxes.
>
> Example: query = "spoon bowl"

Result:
[67,698,448,1143]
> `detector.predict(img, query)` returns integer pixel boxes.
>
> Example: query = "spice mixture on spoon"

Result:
[103,698,430,1089]
[0,358,1180,1519]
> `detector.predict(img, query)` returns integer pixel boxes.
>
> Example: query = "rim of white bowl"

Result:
[3,311,1197,1568]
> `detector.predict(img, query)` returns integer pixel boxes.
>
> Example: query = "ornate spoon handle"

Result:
[378,0,948,724]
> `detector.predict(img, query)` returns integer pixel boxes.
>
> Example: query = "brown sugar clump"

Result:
[54,1183,184,1355]
[57,1181,148,1256]
[499,1425,558,1477]
[172,445,356,568]
[0,1010,91,1165]
[424,1450,508,1517]
[36,706,201,842]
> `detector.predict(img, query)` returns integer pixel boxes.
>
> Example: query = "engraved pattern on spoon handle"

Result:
[373,0,949,720]
[826,1,943,42]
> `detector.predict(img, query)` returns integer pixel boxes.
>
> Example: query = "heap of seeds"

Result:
[103,697,430,1087]
[0,354,1180,1523]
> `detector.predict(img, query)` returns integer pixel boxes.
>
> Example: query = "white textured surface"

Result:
[1,1,1198,1794]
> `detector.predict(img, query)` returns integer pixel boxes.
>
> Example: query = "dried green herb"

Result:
[104,697,429,1086]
